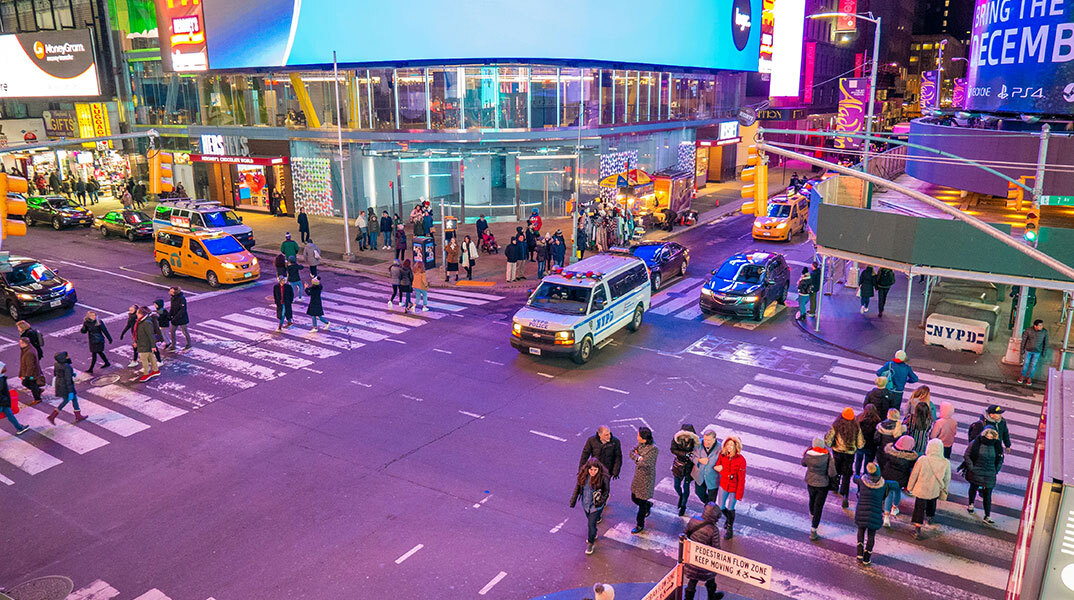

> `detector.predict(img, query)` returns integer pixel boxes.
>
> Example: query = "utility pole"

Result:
[333,51,352,260]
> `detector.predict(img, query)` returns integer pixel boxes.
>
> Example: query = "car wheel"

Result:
[206,270,220,288]
[753,302,763,321]
[82,223,91,228]
[159,260,173,277]
[680,260,688,277]
[52,217,62,230]
[652,272,662,291]
[7,301,21,321]
[126,230,137,242]
[572,335,594,364]
[100,226,109,237]
[627,304,644,332]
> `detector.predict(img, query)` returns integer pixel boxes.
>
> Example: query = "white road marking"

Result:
[472,495,491,508]
[650,277,704,308]
[484,359,504,366]
[428,286,505,302]
[0,429,63,474]
[536,372,555,378]
[67,580,120,600]
[612,402,623,409]
[529,430,567,442]
[549,518,568,533]
[598,385,629,395]
[325,289,458,314]
[84,384,187,421]
[76,302,122,317]
[478,571,508,595]
[0,472,13,485]
[353,381,372,388]
[195,321,343,357]
[222,312,381,345]
[329,299,432,326]
[349,284,481,308]
[394,543,424,564]
[769,336,777,342]
[54,260,180,292]
[459,410,485,419]
[302,367,323,374]
[132,590,171,600]
[433,348,452,354]
[42,396,150,437]
[17,407,109,454]
[180,346,287,381]
[385,338,406,344]
[401,394,423,402]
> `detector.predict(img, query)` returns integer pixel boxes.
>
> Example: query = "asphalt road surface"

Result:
[0,217,1035,600]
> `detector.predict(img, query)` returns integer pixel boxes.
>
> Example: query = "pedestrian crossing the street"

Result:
[599,348,1041,600]
[648,277,786,329]
[0,283,502,487]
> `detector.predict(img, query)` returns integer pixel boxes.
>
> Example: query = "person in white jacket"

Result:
[906,438,951,540]
[459,235,479,280]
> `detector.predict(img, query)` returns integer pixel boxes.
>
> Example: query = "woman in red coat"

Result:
[715,435,746,540]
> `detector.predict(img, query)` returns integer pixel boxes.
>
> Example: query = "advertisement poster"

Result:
[920,70,938,111]
[836,0,857,30]
[0,30,100,98]
[802,42,817,104]
[967,0,1074,114]
[834,77,869,149]
[0,118,47,148]
[43,109,78,138]
[953,77,968,109]
[154,0,208,71]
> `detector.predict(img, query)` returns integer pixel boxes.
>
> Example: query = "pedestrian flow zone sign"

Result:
[641,563,682,600]
[682,538,773,590]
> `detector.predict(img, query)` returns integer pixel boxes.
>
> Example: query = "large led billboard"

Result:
[0,30,100,98]
[966,0,1074,114]
[198,0,761,73]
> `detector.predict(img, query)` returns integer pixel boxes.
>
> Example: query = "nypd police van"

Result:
[511,254,652,364]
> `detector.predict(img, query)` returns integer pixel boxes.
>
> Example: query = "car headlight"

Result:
[775,223,787,229]
[222,262,238,269]
[701,287,714,296]
[554,330,574,345]
[251,257,259,266]
[17,293,34,300]
[512,322,522,337]
[64,282,74,293]
[744,295,760,302]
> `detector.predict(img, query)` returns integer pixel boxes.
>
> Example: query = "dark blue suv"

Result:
[699,251,790,321]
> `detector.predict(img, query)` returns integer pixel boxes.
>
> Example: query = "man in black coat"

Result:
[297,209,311,243]
[168,287,191,350]
[273,276,295,330]
[579,426,623,480]
[379,211,393,250]
[863,377,898,416]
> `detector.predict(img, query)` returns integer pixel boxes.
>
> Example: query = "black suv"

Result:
[699,251,790,321]
[1,258,77,320]
[97,210,154,241]
[25,195,94,229]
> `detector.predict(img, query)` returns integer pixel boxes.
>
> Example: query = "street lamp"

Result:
[809,11,881,206]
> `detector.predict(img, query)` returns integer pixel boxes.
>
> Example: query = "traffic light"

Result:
[1006,180,1022,209]
[741,144,769,216]
[1024,210,1040,243]
[148,150,173,195]
[0,173,28,239]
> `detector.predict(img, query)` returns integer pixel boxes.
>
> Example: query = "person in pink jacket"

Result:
[930,402,957,459]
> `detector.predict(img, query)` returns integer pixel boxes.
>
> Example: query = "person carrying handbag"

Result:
[18,338,45,406]
[907,438,951,539]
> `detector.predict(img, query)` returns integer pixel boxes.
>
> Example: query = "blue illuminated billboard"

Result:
[200,0,761,72]
[966,0,1074,114]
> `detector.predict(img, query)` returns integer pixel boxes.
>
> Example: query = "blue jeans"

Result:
[882,480,902,513]
[537,260,547,279]
[291,281,302,299]
[369,229,378,248]
[585,506,603,543]
[2,406,25,431]
[1022,351,1042,378]
[414,288,428,307]
[311,315,329,327]
[673,474,694,510]
[716,488,737,510]
[57,392,80,412]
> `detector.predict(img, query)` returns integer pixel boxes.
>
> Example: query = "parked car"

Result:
[96,210,154,241]
[623,240,689,291]
[699,251,790,321]
[25,195,93,229]
[0,257,76,320]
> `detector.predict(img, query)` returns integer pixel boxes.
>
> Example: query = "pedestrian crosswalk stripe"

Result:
[42,396,149,438]
[68,580,120,600]
[740,383,847,414]
[781,344,892,371]
[247,305,409,336]
[107,345,256,395]
[754,372,861,402]
[0,472,13,485]
[0,428,63,474]
[17,405,109,454]
[185,330,317,370]
[341,285,470,311]
[220,312,380,345]
[196,320,344,357]
[329,300,430,326]
[83,384,187,422]
[320,291,448,318]
[132,589,171,600]
[430,286,505,302]
[650,277,704,307]
[650,292,701,316]
[353,283,490,306]
[180,345,289,381]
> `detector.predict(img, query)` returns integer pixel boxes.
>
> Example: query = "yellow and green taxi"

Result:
[155,227,259,287]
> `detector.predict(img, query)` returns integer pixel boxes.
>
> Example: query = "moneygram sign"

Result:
[0,29,100,98]
[967,0,1074,114]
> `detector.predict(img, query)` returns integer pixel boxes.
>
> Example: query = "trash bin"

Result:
[444,215,458,242]
[412,236,436,269]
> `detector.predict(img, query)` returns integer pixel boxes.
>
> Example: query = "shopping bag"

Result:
[9,390,18,414]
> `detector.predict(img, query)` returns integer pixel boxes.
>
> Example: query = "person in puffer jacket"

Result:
[802,436,838,540]
[907,439,951,539]
[879,435,918,527]
[825,407,865,507]
[682,502,726,600]
[854,462,886,566]
[963,425,1004,524]
[873,409,905,468]
[714,436,746,540]
[670,424,700,516]
[929,402,957,459]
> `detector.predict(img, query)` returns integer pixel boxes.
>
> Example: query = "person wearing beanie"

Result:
[854,405,883,476]
[962,425,1004,524]
[629,427,658,534]
[682,503,726,600]
[863,376,898,419]
[853,462,886,565]
[874,409,905,469]
[875,350,919,403]
[715,436,746,539]
[879,435,918,527]
[802,436,838,540]
[281,232,299,261]
[930,402,958,459]
[592,583,615,600]
[670,424,701,516]
[907,439,951,539]
[0,361,30,435]
[968,405,1011,451]
[824,408,865,507]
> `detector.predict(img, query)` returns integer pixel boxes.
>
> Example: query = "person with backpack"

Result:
[961,425,1004,524]
[968,405,1012,451]
[875,350,918,404]
[47,351,86,424]
[907,439,951,539]
[18,338,44,406]
[281,232,300,261]
[879,435,918,527]
[803,436,838,540]
[863,377,898,418]
[399,259,415,312]
[794,267,812,320]
[682,502,727,600]
[80,311,113,373]
[670,424,700,516]
[305,276,330,332]
[303,240,321,277]
[16,320,43,360]
[569,458,610,556]
[853,462,886,566]
[875,267,896,317]
[874,408,905,469]
[825,407,865,507]
[0,362,29,435]
[715,436,746,540]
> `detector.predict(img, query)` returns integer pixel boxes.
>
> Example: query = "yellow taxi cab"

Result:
[752,193,809,241]
[154,227,260,287]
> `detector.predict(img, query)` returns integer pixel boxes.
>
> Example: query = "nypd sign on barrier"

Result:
[683,539,772,590]
[641,564,682,600]
[924,313,989,354]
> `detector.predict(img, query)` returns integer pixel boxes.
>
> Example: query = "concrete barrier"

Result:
[925,313,990,353]
[932,281,1000,304]
[934,298,1001,340]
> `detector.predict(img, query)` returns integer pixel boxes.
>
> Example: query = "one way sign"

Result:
[682,538,773,590]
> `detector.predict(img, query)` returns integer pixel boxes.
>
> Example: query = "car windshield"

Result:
[715,261,764,284]
[767,204,791,218]
[6,262,57,286]
[202,236,245,256]
[630,245,663,262]
[126,212,150,224]
[202,210,242,227]
[47,197,77,209]
[527,282,592,314]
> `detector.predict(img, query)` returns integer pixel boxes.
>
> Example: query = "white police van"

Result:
[153,199,255,249]
[511,254,652,364]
